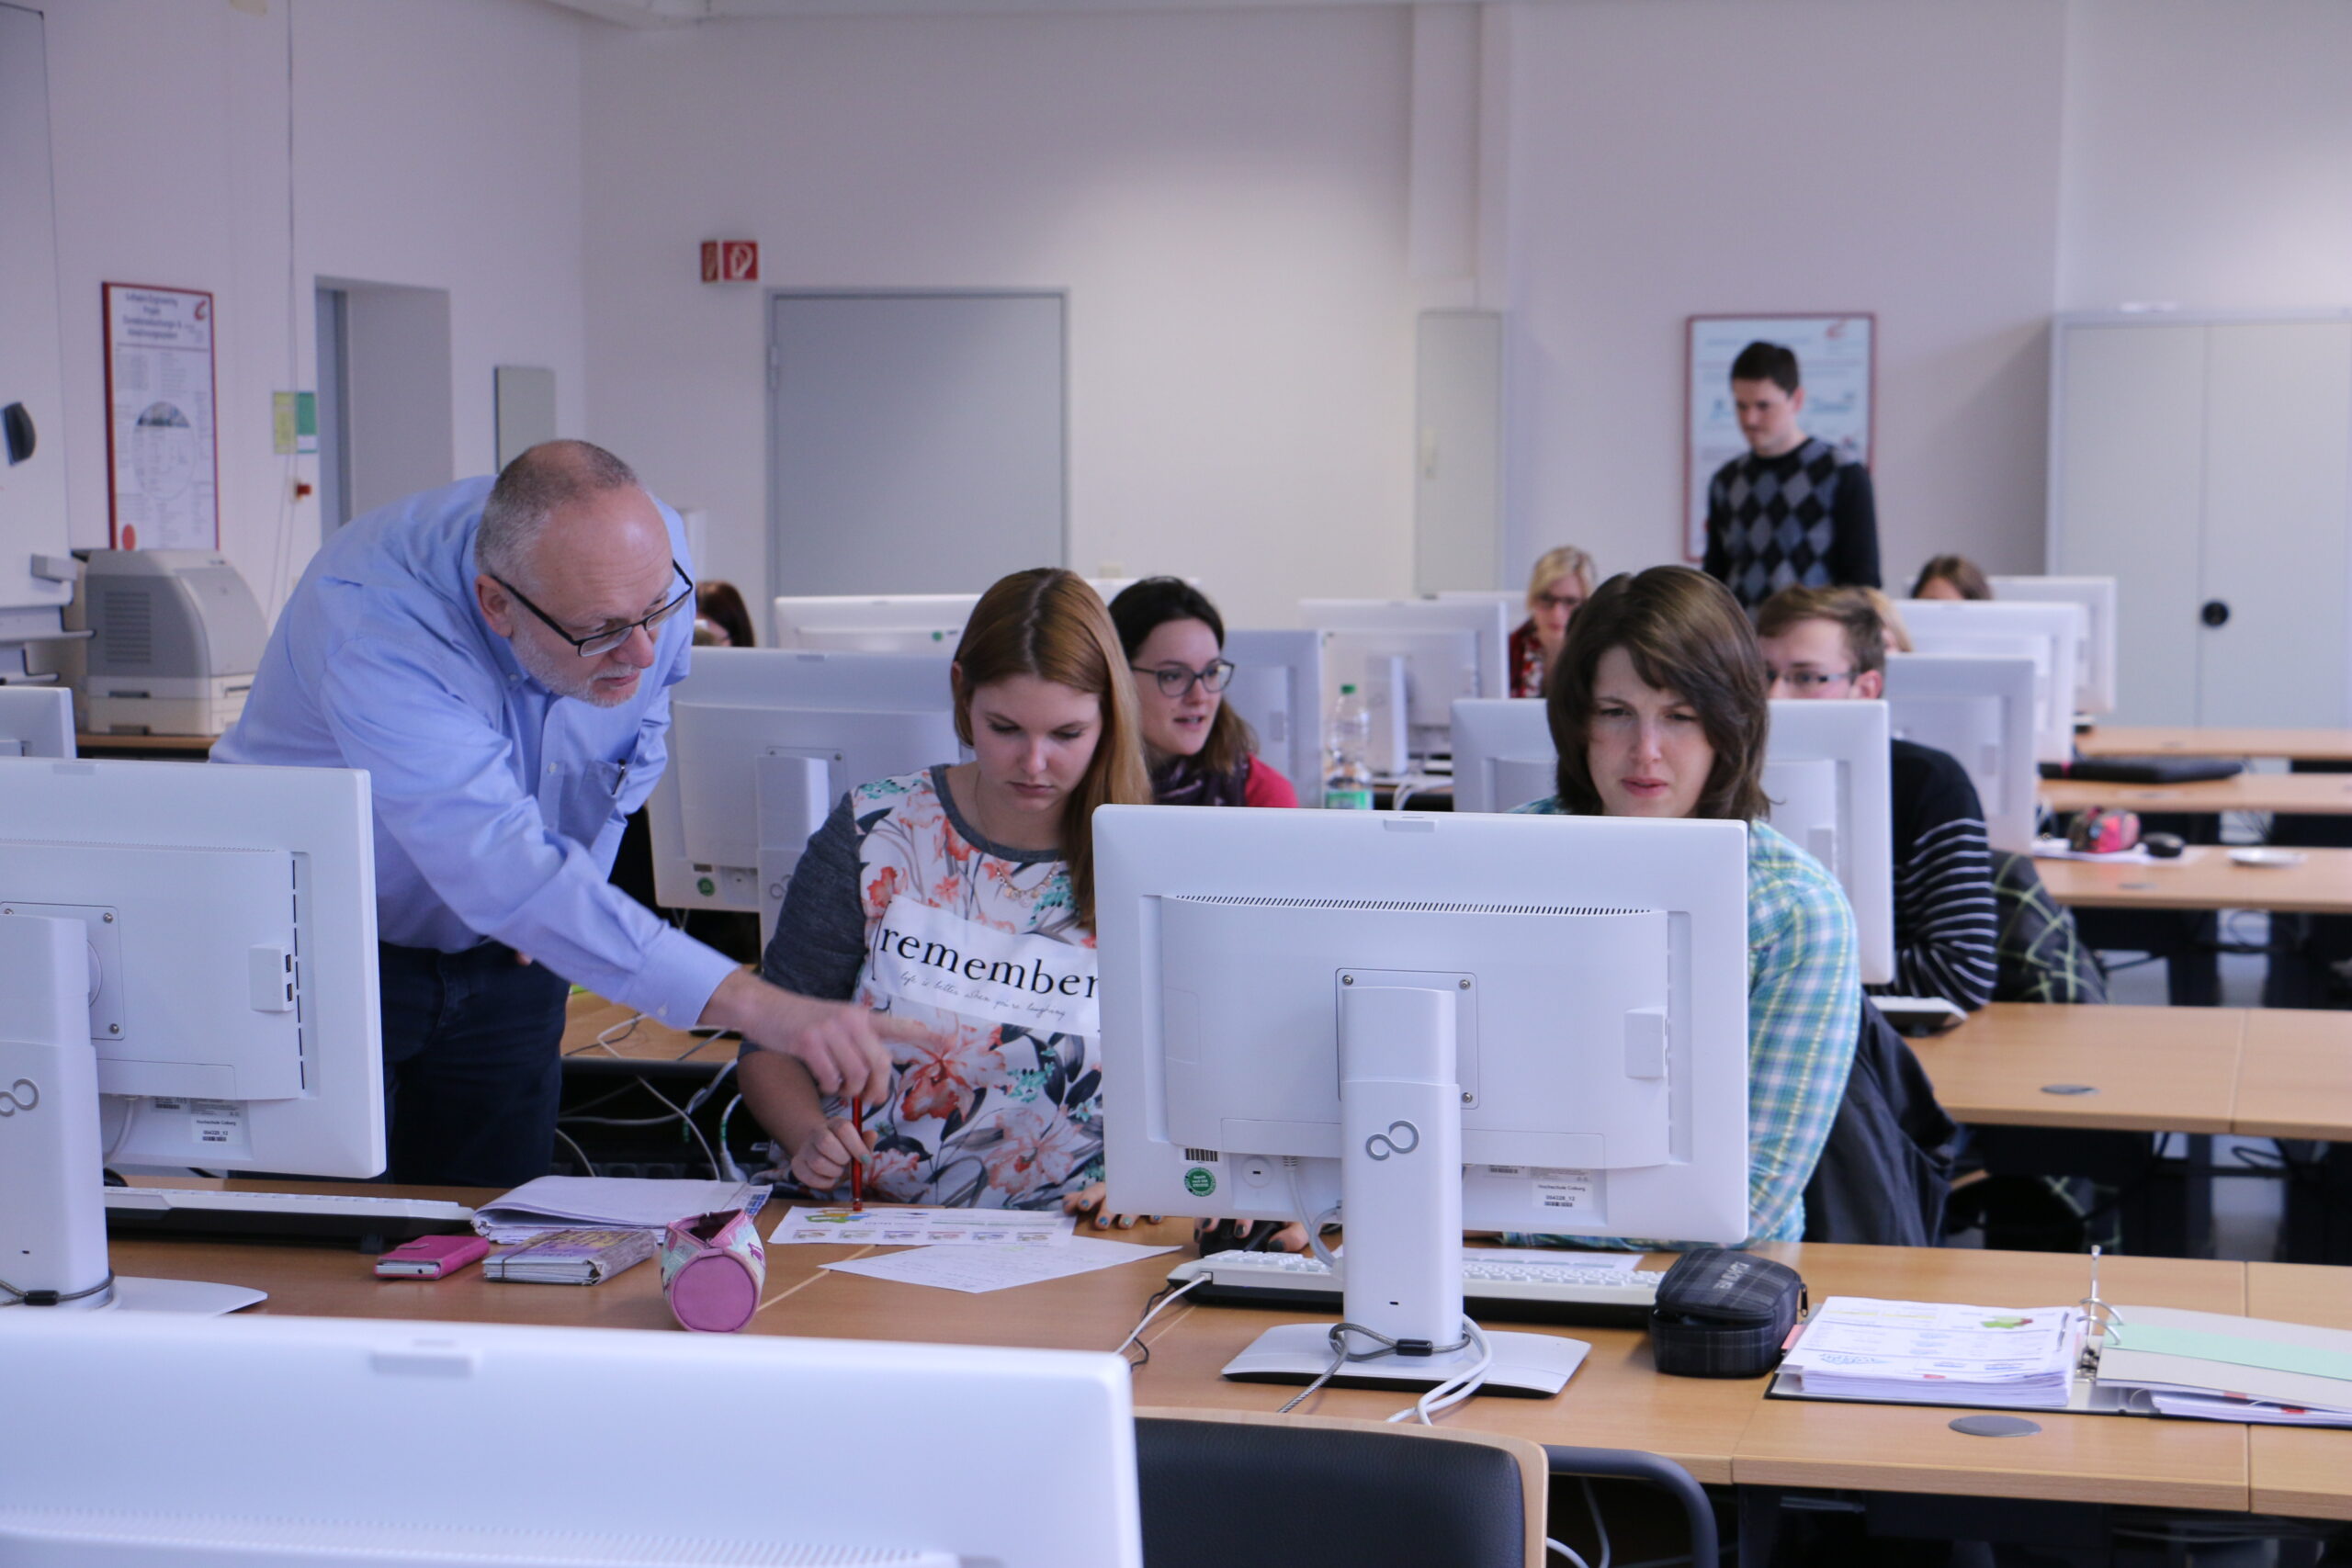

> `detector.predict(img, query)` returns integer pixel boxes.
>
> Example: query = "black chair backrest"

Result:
[1136,1416,1528,1568]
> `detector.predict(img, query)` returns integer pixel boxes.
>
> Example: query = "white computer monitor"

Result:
[1762,700,1894,987]
[1896,599,2085,764]
[772,592,978,654]
[0,1312,1143,1568]
[1096,805,1749,1395]
[0,686,73,757]
[0,757,382,1313]
[1447,697,1552,815]
[1448,695,1895,986]
[1884,652,2040,852]
[1221,628,1324,808]
[647,649,962,943]
[1989,575,2118,718]
[1300,597,1510,773]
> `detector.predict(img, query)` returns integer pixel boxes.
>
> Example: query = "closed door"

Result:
[2198,321,2352,728]
[769,292,1066,600]
[2053,323,2206,726]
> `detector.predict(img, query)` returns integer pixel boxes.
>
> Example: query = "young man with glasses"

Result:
[217,441,931,1185]
[1755,585,1997,1010]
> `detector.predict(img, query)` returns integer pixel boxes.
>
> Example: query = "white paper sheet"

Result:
[470,1176,763,1243]
[770,1206,1076,1247]
[820,1237,1178,1294]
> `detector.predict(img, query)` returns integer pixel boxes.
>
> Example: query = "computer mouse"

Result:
[1196,1219,1282,1256]
[2144,832,2186,859]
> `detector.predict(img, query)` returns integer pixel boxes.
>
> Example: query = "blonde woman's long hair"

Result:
[951,569,1153,929]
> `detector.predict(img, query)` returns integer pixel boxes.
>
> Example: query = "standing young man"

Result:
[1703,342,1881,613]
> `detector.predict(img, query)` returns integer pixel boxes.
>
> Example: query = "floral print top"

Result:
[755,767,1102,1210]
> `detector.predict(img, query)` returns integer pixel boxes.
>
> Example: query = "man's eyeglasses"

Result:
[1133,660,1238,697]
[1769,668,1858,693]
[493,560,695,658]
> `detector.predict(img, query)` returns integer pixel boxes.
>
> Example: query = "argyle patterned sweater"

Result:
[1702,437,1881,612]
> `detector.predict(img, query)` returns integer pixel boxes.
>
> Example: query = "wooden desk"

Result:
[2031,846,2352,914]
[2245,1263,2352,1521]
[1913,1004,2241,1134]
[2233,1009,2352,1142]
[2041,773,2352,818]
[74,730,215,760]
[2076,727,2352,764]
[561,989,729,1066]
[1733,1246,2251,1509]
[111,1203,2320,1517]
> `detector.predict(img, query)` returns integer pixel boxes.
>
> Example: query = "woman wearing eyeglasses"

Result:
[1106,578,1298,808]
[1510,545,1597,699]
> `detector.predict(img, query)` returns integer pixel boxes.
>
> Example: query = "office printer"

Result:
[78,549,266,736]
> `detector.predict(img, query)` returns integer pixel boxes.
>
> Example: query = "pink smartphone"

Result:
[374,1234,490,1280]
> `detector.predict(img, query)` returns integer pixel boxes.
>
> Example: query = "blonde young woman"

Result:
[737,568,1153,1212]
[1509,545,1596,699]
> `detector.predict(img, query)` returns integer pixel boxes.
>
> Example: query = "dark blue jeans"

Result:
[378,942,570,1189]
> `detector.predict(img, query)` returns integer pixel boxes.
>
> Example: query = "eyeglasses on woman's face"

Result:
[1131,660,1237,698]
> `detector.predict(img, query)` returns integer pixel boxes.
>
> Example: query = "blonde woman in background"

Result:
[1510,545,1597,698]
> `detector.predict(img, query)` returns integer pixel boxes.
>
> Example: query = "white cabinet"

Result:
[2048,313,2352,728]
[0,4,74,630]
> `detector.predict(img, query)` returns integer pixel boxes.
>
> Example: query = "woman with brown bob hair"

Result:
[738,568,1151,1213]
[1516,566,1860,1246]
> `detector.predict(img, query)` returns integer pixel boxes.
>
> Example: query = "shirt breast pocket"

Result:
[537,751,635,850]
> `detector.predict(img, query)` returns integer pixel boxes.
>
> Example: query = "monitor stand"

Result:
[0,915,267,1316]
[1217,976,1586,1399]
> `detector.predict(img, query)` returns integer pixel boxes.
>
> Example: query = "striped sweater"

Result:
[1885,739,1998,1010]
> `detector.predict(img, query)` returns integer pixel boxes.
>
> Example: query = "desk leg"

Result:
[1737,1486,1781,1568]
[2184,1133,2213,1258]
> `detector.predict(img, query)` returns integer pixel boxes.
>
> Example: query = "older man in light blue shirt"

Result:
[219,441,915,1185]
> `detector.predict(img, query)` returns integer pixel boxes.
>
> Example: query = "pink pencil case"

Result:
[661,1208,766,1333]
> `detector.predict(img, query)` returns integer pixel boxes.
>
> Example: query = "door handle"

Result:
[2200,600,2230,627]
[2,403,32,467]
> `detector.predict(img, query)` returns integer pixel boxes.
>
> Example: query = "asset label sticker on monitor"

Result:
[865,897,1100,1037]
[1535,1168,1595,1212]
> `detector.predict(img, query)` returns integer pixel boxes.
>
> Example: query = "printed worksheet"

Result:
[820,1237,1177,1294]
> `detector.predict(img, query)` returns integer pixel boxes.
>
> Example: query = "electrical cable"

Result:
[1583,1477,1611,1568]
[1386,1316,1491,1425]
[1546,1539,1591,1568]
[551,1126,595,1177]
[1284,1157,1340,1267]
[1113,1273,1207,1365]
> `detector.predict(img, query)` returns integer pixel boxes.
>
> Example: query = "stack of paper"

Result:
[469,1176,764,1244]
[770,1206,1076,1247]
[484,1227,658,1285]
[1780,1297,2086,1408]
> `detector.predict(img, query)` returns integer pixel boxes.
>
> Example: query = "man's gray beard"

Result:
[512,635,629,707]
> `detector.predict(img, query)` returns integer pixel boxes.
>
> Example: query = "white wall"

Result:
[1494,0,2068,592]
[581,8,1418,629]
[39,0,587,614]
[2056,0,2352,313]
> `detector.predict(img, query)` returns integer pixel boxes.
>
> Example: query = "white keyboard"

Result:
[1168,1249,1665,1327]
[104,1187,475,1245]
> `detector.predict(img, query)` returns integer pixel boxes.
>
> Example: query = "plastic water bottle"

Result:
[1324,683,1374,810]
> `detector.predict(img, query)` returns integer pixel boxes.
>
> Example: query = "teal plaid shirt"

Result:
[1508,802,1860,1247]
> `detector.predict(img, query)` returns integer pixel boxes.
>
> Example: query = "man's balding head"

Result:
[472,441,679,707]
[476,440,651,587]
